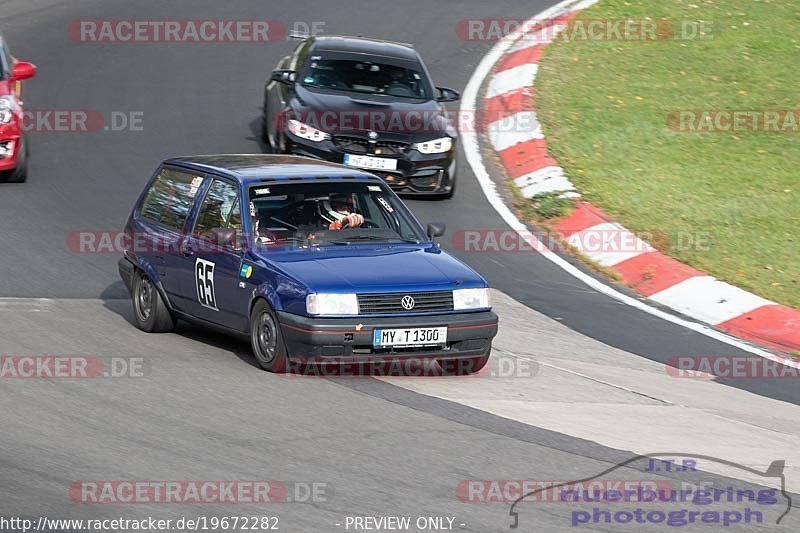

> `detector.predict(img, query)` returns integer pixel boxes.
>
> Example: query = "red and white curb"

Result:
[470,0,800,355]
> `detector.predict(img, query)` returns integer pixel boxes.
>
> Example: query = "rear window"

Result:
[138,168,203,231]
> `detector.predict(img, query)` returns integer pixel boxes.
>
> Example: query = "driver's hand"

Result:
[329,213,364,231]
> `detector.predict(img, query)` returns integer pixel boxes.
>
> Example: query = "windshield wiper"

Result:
[329,235,419,245]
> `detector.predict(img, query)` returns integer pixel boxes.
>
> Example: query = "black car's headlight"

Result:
[287,119,330,142]
[412,136,453,154]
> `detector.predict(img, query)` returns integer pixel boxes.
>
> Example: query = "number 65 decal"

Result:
[195,258,218,310]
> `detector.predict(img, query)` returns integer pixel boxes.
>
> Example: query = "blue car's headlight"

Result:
[306,293,359,315]
[453,288,490,310]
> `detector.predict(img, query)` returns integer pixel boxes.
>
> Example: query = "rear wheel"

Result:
[131,270,176,333]
[437,354,490,375]
[250,299,289,372]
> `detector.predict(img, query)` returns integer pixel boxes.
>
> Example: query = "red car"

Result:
[0,35,36,183]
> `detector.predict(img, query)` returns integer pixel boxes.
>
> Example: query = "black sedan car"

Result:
[262,35,460,198]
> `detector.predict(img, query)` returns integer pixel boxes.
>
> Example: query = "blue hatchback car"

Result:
[118,155,498,373]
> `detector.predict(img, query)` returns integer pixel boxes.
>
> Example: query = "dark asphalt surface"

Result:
[0,0,797,531]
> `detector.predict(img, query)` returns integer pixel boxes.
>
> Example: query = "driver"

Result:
[323,194,365,231]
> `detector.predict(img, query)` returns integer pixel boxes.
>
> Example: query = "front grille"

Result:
[333,136,410,157]
[357,291,454,315]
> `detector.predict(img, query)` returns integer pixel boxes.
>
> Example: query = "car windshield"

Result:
[248,181,426,247]
[300,58,430,100]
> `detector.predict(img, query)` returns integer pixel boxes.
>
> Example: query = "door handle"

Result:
[180,244,195,258]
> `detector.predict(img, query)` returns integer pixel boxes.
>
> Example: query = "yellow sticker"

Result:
[246,265,253,279]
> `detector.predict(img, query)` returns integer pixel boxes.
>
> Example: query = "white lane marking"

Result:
[507,23,567,53]
[570,222,654,267]
[514,165,566,188]
[487,111,543,151]
[459,0,800,368]
[486,63,538,98]
[650,276,773,325]
[520,175,576,198]
[0,298,56,312]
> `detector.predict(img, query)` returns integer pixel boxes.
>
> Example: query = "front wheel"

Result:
[250,300,289,372]
[131,270,176,333]
[437,354,490,375]
[3,136,28,183]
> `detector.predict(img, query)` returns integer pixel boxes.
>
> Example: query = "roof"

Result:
[310,35,418,62]
[164,154,382,184]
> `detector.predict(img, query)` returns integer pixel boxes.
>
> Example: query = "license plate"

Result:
[344,154,398,171]
[373,327,447,347]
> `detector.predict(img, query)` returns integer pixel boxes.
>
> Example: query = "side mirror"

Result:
[11,61,36,81]
[271,69,297,85]
[436,87,460,103]
[427,222,446,240]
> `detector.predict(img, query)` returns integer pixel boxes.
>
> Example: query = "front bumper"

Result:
[285,133,456,196]
[0,125,22,172]
[277,310,497,363]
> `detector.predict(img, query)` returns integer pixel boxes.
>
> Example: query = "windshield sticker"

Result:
[377,196,394,213]
[254,187,271,196]
[188,176,204,198]
[249,201,257,218]
[368,185,382,192]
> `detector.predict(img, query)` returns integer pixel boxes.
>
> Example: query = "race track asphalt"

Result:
[0,0,798,531]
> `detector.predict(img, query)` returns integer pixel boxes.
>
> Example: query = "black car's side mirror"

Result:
[436,87,460,103]
[427,222,446,240]
[271,69,297,85]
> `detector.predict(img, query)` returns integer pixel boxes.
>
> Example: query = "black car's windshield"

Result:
[248,181,426,247]
[300,58,431,100]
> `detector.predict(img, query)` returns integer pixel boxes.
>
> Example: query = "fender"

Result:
[127,253,175,312]
[252,281,283,315]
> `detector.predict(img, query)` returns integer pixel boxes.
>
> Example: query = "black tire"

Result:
[437,353,490,375]
[131,270,176,333]
[4,136,28,183]
[250,299,289,373]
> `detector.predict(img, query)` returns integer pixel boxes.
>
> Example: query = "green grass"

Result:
[535,0,800,308]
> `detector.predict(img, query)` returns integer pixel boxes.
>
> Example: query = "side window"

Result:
[138,168,202,231]
[0,41,10,79]
[194,179,242,237]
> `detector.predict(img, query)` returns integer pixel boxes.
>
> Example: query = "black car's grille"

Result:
[333,136,410,157]
[357,291,454,315]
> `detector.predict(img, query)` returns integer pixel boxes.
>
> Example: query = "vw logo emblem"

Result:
[368,131,379,140]
[401,295,415,310]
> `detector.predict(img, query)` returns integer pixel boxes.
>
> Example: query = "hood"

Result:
[255,244,485,293]
[289,85,452,140]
